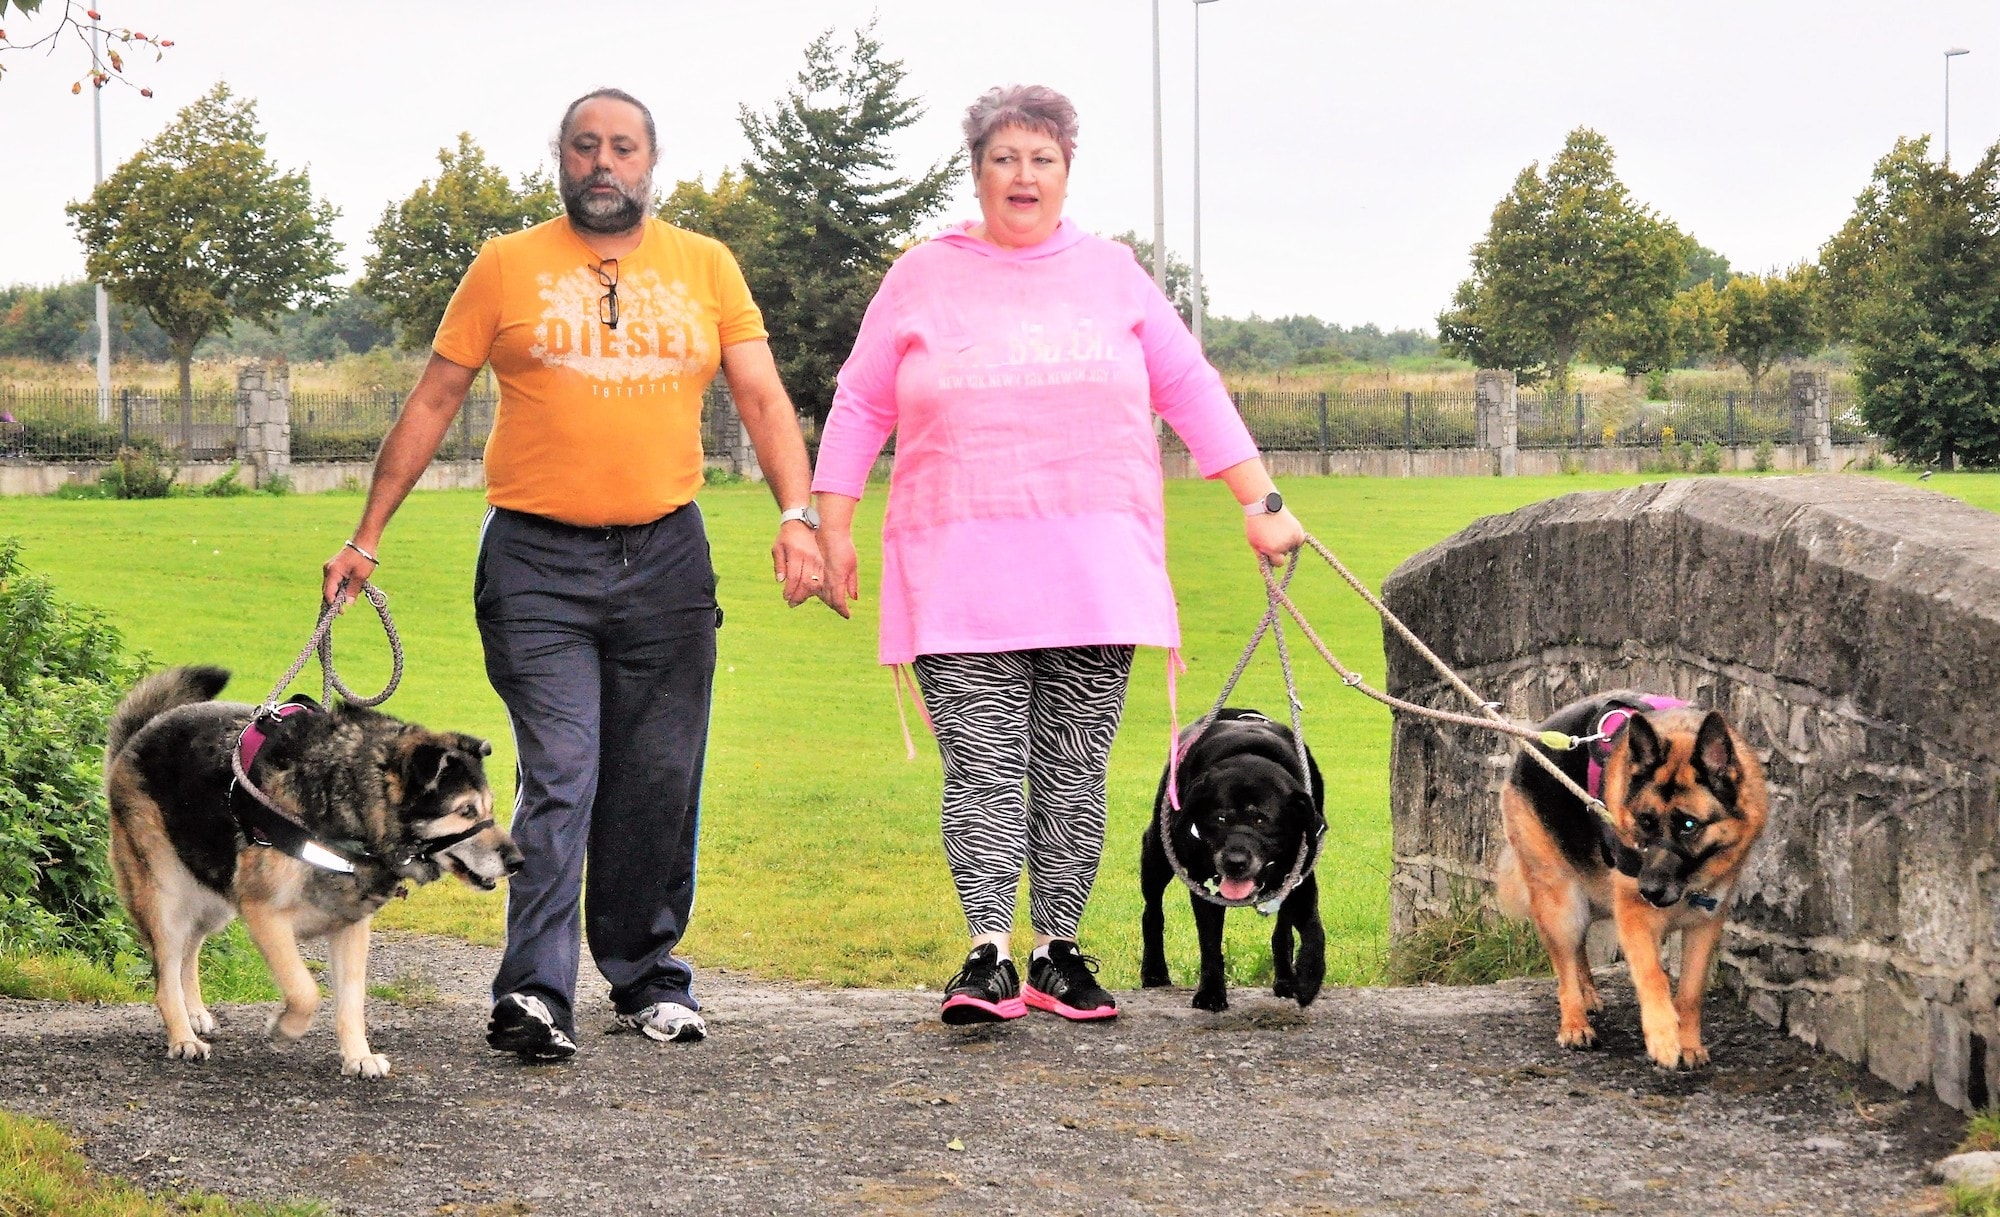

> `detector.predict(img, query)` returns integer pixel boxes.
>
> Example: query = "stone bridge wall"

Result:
[1380,476,2000,1111]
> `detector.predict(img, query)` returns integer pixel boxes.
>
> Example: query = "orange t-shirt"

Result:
[433,216,767,526]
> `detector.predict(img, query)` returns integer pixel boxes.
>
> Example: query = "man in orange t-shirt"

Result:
[322,88,821,1061]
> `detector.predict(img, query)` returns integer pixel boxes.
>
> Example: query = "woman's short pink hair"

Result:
[963,85,1079,168]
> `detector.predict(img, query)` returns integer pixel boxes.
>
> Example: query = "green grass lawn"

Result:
[3,468,1984,995]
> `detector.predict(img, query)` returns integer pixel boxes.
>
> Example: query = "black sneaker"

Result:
[940,943,1026,1025]
[1024,940,1119,1021]
[487,992,577,1061]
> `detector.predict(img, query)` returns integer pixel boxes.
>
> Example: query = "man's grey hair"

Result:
[553,87,659,165]
[962,85,1078,168]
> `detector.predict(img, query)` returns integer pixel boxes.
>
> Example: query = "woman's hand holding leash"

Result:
[1246,508,1305,566]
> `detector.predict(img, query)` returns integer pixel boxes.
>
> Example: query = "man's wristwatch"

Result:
[1243,491,1284,518]
[779,505,821,531]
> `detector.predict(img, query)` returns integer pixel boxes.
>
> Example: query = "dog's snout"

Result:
[504,849,525,876]
[1219,845,1256,874]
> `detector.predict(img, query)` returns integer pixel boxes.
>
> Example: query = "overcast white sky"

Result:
[2,1,1996,331]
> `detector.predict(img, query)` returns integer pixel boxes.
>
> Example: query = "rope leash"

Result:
[1161,528,1628,910]
[228,579,407,869]
[1161,558,1320,912]
[1263,533,1613,823]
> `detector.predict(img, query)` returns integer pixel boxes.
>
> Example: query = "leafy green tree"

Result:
[660,170,778,274]
[1715,267,1818,402]
[1682,242,1732,290]
[1110,232,1202,327]
[361,133,557,351]
[0,282,174,362]
[1819,138,1935,342]
[1438,128,1690,399]
[66,82,342,409]
[738,24,959,422]
[1830,138,2000,467]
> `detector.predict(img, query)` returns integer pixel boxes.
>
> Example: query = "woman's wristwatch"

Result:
[779,505,821,530]
[1243,491,1284,517]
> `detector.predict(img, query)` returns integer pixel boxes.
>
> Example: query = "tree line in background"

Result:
[1441,126,2000,465]
[5,24,1433,420]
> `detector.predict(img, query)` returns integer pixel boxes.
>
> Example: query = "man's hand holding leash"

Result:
[322,537,380,610]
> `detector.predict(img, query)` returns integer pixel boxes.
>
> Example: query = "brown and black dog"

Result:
[1495,691,1767,1070]
[104,666,521,1078]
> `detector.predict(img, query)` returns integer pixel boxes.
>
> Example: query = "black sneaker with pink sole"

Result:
[1025,940,1119,1021]
[940,943,1026,1025]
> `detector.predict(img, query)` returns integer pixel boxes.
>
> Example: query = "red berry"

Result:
[86,8,100,19]
[71,81,82,94]
[140,87,152,97]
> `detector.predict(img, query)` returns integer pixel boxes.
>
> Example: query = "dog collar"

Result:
[1684,890,1720,912]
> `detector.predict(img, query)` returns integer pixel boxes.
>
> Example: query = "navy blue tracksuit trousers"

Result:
[475,504,718,1035]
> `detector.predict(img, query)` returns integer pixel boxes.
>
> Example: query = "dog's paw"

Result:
[1557,1022,1598,1050]
[1140,967,1171,989]
[342,1053,392,1080]
[1271,977,1296,1000]
[1191,988,1229,1013]
[166,1036,212,1062]
[188,1008,217,1037]
[1644,1030,1690,1070]
[266,1006,314,1045]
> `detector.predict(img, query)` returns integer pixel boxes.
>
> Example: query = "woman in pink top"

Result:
[811,85,1302,1025]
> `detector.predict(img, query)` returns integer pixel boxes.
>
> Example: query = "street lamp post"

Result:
[91,21,111,422]
[1192,0,1222,349]
[1151,0,1166,294]
[1946,47,1971,169]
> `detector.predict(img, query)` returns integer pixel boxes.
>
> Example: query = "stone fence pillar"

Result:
[235,363,291,486]
[704,383,763,482]
[1791,371,1833,472]
[1475,369,1518,476]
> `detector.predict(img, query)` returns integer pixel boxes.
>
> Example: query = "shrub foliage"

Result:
[0,539,143,960]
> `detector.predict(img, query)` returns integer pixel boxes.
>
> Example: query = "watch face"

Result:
[1263,491,1284,514]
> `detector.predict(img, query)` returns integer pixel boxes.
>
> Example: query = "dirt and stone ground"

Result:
[0,932,1964,1215]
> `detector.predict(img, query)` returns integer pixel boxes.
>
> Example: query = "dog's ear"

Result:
[1693,711,1740,807]
[1285,787,1318,828]
[1621,712,1666,779]
[456,733,494,759]
[401,740,455,794]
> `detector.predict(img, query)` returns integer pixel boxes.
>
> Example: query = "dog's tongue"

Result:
[1219,877,1257,900]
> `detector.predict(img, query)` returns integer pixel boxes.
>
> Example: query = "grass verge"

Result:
[0,1111,322,1216]
[0,470,1990,994]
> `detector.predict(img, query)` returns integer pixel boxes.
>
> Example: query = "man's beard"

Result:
[560,165,652,234]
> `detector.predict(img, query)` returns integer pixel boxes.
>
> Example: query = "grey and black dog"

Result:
[1140,709,1327,1012]
[104,666,521,1078]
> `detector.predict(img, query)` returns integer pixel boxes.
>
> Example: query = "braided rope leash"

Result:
[1161,558,1320,912]
[1262,533,1611,823]
[229,579,405,856]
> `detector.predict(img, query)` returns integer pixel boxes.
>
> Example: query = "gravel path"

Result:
[0,932,1960,1215]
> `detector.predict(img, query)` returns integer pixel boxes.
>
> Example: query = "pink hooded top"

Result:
[811,219,1260,665]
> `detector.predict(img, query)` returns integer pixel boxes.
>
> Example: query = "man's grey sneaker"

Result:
[941,943,1026,1025]
[487,992,577,1061]
[1024,940,1119,1021]
[613,1000,707,1043]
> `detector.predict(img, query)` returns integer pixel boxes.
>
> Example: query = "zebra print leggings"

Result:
[912,645,1136,940]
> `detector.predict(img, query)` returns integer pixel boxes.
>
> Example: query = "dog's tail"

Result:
[106,665,230,762]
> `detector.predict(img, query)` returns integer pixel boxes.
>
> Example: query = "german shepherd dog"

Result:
[1496,691,1768,1070]
[104,666,522,1078]
[1140,709,1327,1012]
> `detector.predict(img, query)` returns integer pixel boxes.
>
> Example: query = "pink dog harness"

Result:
[1585,695,1688,799]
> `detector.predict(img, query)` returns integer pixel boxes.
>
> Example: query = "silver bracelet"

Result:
[343,539,380,565]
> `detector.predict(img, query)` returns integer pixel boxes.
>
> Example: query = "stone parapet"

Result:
[1380,475,2000,1110]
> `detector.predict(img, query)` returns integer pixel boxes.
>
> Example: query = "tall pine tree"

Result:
[736,25,958,423]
